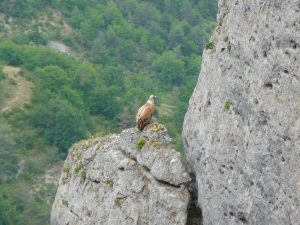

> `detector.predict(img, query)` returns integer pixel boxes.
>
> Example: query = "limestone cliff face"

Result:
[183,0,300,225]
[51,123,190,225]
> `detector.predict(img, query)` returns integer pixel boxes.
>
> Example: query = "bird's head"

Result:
[148,95,157,104]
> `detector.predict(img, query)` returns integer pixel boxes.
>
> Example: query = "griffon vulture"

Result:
[136,95,157,131]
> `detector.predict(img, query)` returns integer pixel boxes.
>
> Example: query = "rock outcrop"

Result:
[51,123,190,225]
[183,0,300,225]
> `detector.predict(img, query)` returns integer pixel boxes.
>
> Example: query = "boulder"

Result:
[51,123,190,225]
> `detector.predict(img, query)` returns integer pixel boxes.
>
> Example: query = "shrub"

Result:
[135,138,146,151]
[74,163,83,174]
[114,198,122,207]
[224,102,231,110]
[205,42,214,50]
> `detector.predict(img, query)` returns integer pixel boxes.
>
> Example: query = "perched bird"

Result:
[136,95,157,131]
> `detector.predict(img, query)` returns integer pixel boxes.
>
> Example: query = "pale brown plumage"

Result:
[136,95,156,131]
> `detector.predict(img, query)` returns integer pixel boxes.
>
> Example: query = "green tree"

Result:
[0,118,18,183]
[103,65,125,92]
[0,185,22,225]
[30,98,89,151]
[153,51,185,87]
[71,63,98,97]
[88,87,121,120]
[35,65,70,92]
[133,2,161,28]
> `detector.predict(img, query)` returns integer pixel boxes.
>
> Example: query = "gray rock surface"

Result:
[183,0,300,225]
[120,123,190,186]
[51,123,190,225]
[48,41,70,54]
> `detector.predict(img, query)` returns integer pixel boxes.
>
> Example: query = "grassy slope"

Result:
[0,66,33,112]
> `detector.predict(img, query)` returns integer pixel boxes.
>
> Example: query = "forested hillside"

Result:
[0,1,217,224]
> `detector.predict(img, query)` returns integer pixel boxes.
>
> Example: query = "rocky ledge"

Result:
[51,123,190,225]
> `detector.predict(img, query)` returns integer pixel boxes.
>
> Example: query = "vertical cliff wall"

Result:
[183,0,300,225]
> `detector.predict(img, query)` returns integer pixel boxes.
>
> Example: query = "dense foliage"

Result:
[0,0,217,224]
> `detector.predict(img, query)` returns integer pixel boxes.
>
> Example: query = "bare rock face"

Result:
[51,123,190,225]
[183,0,300,225]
